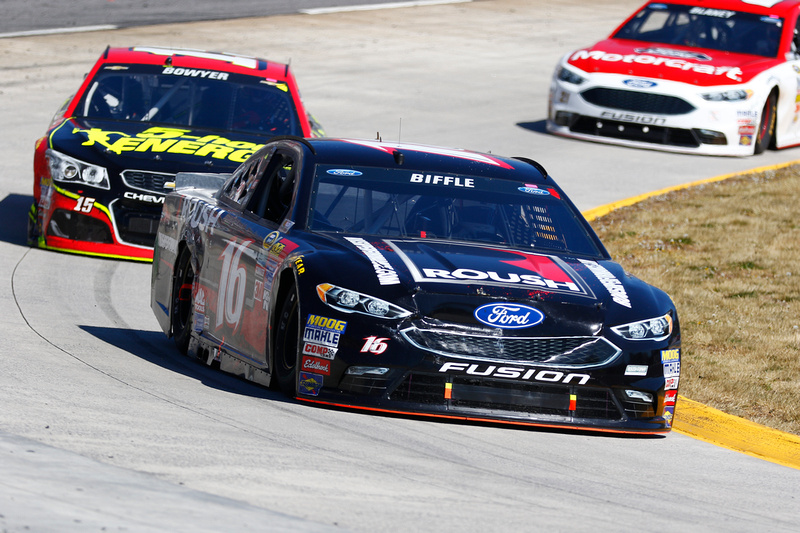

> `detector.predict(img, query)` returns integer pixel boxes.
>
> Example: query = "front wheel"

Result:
[273,289,300,396]
[172,247,195,355]
[754,92,776,155]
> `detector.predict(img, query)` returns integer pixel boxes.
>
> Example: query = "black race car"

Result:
[151,137,681,434]
[30,46,323,261]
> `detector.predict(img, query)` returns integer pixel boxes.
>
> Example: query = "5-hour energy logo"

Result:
[72,126,264,163]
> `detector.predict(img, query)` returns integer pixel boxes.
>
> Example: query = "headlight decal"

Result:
[46,149,110,190]
[610,312,673,341]
[316,283,411,319]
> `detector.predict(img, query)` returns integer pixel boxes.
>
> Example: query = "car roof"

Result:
[99,45,293,80]
[633,0,800,17]
[289,137,551,185]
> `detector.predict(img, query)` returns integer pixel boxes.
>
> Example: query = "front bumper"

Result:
[548,75,762,157]
[30,184,159,262]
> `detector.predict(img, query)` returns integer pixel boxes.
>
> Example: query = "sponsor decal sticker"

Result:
[665,376,679,390]
[570,49,741,81]
[579,259,631,308]
[473,302,544,329]
[302,356,331,376]
[661,349,680,363]
[327,169,362,176]
[625,365,648,377]
[302,342,337,360]
[623,79,657,88]
[663,405,675,427]
[663,361,680,378]
[298,372,324,396]
[664,390,677,406]
[72,126,263,163]
[390,241,592,297]
[439,362,590,385]
[518,184,551,195]
[345,237,400,285]
[302,315,347,348]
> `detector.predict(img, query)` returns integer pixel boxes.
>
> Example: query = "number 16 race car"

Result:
[30,46,323,261]
[150,136,681,434]
[548,0,800,156]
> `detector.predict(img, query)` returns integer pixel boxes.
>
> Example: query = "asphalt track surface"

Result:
[1,1,799,531]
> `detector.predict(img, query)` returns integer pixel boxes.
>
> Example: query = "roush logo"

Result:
[439,362,590,385]
[474,303,544,329]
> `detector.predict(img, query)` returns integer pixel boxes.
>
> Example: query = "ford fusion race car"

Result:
[151,137,681,434]
[29,46,323,262]
[548,0,800,156]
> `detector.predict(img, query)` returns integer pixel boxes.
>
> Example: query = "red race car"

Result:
[29,46,324,261]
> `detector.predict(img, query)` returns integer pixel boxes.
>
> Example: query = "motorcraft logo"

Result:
[439,361,590,385]
[474,302,544,329]
[570,49,741,81]
[71,125,263,163]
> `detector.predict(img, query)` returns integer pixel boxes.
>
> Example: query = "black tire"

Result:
[273,289,300,396]
[754,92,777,155]
[172,247,195,355]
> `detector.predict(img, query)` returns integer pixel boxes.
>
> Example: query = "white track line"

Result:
[301,0,472,15]
[0,24,118,39]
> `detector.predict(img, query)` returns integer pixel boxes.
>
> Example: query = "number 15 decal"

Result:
[74,197,95,213]
[217,239,253,331]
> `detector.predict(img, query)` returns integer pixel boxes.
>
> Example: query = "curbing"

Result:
[582,158,800,470]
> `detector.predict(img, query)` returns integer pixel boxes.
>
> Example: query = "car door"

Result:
[203,146,301,368]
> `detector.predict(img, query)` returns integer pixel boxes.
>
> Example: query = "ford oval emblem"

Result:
[474,303,545,329]
[623,79,657,89]
[327,169,363,176]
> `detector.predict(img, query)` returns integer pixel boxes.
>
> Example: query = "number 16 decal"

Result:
[217,239,252,331]
[361,336,389,355]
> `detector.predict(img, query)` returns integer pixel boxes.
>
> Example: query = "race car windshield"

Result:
[613,3,784,58]
[308,165,604,258]
[75,65,302,135]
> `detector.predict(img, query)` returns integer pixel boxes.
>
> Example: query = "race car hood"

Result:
[335,237,671,336]
[46,117,270,175]
[565,38,781,86]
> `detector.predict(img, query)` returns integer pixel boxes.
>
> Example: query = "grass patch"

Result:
[590,165,800,436]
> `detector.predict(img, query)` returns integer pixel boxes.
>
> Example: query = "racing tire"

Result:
[172,247,195,355]
[274,288,300,396]
[754,92,777,155]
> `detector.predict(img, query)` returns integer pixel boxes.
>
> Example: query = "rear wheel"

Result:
[172,247,195,355]
[274,288,300,396]
[754,92,776,155]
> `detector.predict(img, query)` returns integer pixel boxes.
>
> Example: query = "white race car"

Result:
[547,0,800,156]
